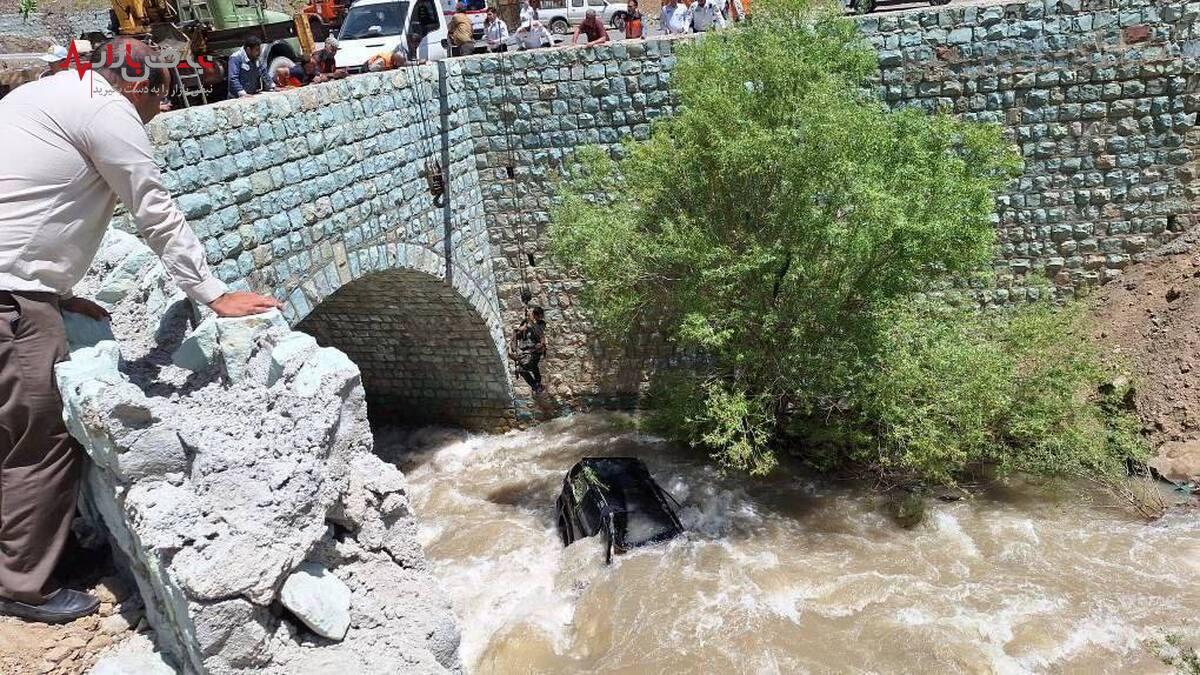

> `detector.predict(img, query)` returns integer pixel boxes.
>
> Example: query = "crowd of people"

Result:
[467,0,749,54]
[227,34,350,98]
[222,0,748,98]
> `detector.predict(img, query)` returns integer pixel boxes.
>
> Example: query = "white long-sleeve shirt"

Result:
[660,2,691,34]
[690,0,725,31]
[484,18,510,48]
[0,71,226,304]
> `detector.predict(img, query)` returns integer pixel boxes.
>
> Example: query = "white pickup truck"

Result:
[534,0,628,35]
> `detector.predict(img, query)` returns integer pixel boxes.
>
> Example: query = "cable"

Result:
[496,48,533,304]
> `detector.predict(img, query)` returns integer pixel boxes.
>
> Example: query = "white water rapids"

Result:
[376,414,1200,674]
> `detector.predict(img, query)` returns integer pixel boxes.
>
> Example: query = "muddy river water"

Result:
[377,414,1200,674]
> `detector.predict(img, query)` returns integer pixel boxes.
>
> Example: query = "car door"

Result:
[408,0,448,60]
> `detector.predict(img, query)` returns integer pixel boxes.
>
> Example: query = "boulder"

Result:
[119,426,188,482]
[292,348,358,398]
[215,310,288,382]
[1149,439,1200,483]
[96,247,156,303]
[172,310,288,382]
[267,331,318,386]
[62,313,116,350]
[279,562,352,641]
[171,318,220,372]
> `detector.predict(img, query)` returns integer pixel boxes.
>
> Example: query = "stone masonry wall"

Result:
[457,0,1199,408]
[455,41,683,413]
[862,0,1200,304]
[138,0,1199,423]
[144,67,512,428]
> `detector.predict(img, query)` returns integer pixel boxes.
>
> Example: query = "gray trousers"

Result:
[0,291,82,604]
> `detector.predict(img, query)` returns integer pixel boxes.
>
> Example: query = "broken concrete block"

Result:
[62,313,115,351]
[119,426,188,482]
[280,562,352,641]
[172,318,219,372]
[267,331,318,386]
[215,309,288,383]
[292,347,358,398]
[96,247,155,303]
[56,341,122,389]
[171,534,297,605]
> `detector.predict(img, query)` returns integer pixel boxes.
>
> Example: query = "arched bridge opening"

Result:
[296,268,513,431]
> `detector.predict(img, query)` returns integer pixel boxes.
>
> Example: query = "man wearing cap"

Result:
[514,19,551,49]
[37,45,68,79]
[312,36,348,80]
[0,37,281,624]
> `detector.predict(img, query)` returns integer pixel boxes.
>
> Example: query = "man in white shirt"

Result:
[690,0,725,31]
[483,7,511,52]
[660,0,691,34]
[0,37,280,624]
[515,20,552,49]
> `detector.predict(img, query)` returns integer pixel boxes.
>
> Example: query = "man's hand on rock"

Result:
[208,292,283,318]
[61,296,110,321]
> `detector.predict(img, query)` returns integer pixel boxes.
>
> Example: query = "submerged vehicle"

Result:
[555,457,684,563]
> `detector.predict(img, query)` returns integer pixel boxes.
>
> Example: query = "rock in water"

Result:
[280,563,352,641]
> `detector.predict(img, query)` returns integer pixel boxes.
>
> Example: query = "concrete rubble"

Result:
[59,229,461,674]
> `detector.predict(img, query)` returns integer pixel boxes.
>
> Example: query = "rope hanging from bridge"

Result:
[409,67,447,208]
[496,50,535,306]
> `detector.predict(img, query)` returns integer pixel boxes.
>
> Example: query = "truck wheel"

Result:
[549,17,570,34]
[610,11,627,30]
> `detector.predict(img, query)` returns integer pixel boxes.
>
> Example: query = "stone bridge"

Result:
[135,0,1198,431]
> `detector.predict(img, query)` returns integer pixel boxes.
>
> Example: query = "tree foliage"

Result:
[551,1,1145,486]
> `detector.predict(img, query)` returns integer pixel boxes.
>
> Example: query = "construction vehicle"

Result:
[303,0,351,36]
[90,0,318,106]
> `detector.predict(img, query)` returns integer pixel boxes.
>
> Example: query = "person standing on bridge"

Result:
[227,34,274,98]
[659,0,692,35]
[449,4,477,57]
[690,0,726,31]
[0,37,281,624]
[624,0,644,39]
[572,9,610,47]
[483,7,511,53]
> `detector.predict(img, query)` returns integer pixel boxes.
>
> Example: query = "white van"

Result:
[335,0,450,70]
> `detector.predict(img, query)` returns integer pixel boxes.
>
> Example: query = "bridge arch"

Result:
[292,243,514,431]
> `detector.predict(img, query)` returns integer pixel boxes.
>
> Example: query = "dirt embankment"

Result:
[1091,226,1200,478]
[0,550,144,675]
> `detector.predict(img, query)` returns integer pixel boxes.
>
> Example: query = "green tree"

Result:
[551,2,1020,474]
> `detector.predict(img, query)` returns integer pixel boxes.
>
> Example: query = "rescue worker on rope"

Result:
[510,305,547,394]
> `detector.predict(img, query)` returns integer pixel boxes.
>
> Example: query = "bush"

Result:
[550,1,1147,491]
[847,303,1147,485]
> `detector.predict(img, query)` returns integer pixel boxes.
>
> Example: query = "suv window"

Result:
[340,2,410,39]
